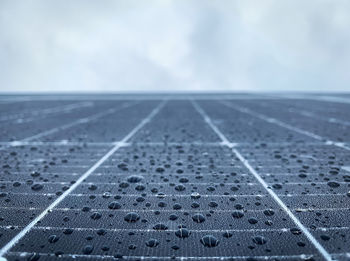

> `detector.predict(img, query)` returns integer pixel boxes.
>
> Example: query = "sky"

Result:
[0,0,350,93]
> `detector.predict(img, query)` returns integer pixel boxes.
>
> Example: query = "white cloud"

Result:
[0,0,349,92]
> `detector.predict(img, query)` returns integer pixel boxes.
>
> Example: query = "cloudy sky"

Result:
[0,0,350,92]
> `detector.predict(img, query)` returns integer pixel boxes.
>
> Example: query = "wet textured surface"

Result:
[0,94,349,261]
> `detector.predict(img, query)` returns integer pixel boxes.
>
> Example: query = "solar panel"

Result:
[0,94,349,261]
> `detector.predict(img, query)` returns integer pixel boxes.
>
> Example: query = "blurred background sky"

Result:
[0,0,350,93]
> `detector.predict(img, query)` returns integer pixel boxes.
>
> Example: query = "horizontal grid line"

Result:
[0,181,259,186]
[5,252,318,260]
[0,140,345,148]
[3,225,350,233]
[5,163,341,169]
[0,101,94,123]
[0,192,347,198]
[2,171,346,178]
[0,225,293,233]
[1,180,349,186]
[1,206,347,213]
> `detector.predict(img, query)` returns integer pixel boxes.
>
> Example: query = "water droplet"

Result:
[101,246,109,251]
[82,245,94,254]
[171,245,179,250]
[232,211,244,219]
[118,163,128,170]
[127,175,144,183]
[63,228,73,235]
[207,186,215,192]
[30,171,40,177]
[223,231,232,238]
[179,178,188,183]
[135,184,145,191]
[88,184,97,191]
[234,204,244,210]
[102,192,112,198]
[145,238,159,247]
[48,234,59,243]
[108,201,121,210]
[119,182,129,188]
[248,217,258,224]
[297,241,306,247]
[31,184,43,191]
[82,206,91,212]
[153,223,168,230]
[272,183,282,189]
[27,253,40,261]
[124,212,140,223]
[128,244,136,250]
[173,203,182,210]
[191,192,201,199]
[290,228,302,235]
[231,186,239,191]
[175,228,190,238]
[97,229,106,236]
[156,193,166,198]
[327,181,340,188]
[156,167,165,173]
[208,201,218,208]
[169,214,178,221]
[90,212,102,220]
[175,184,186,191]
[252,236,267,245]
[158,201,167,207]
[192,213,206,223]
[263,209,275,216]
[200,235,219,247]
[320,235,330,241]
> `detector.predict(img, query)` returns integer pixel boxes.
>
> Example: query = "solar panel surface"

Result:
[0,94,349,261]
